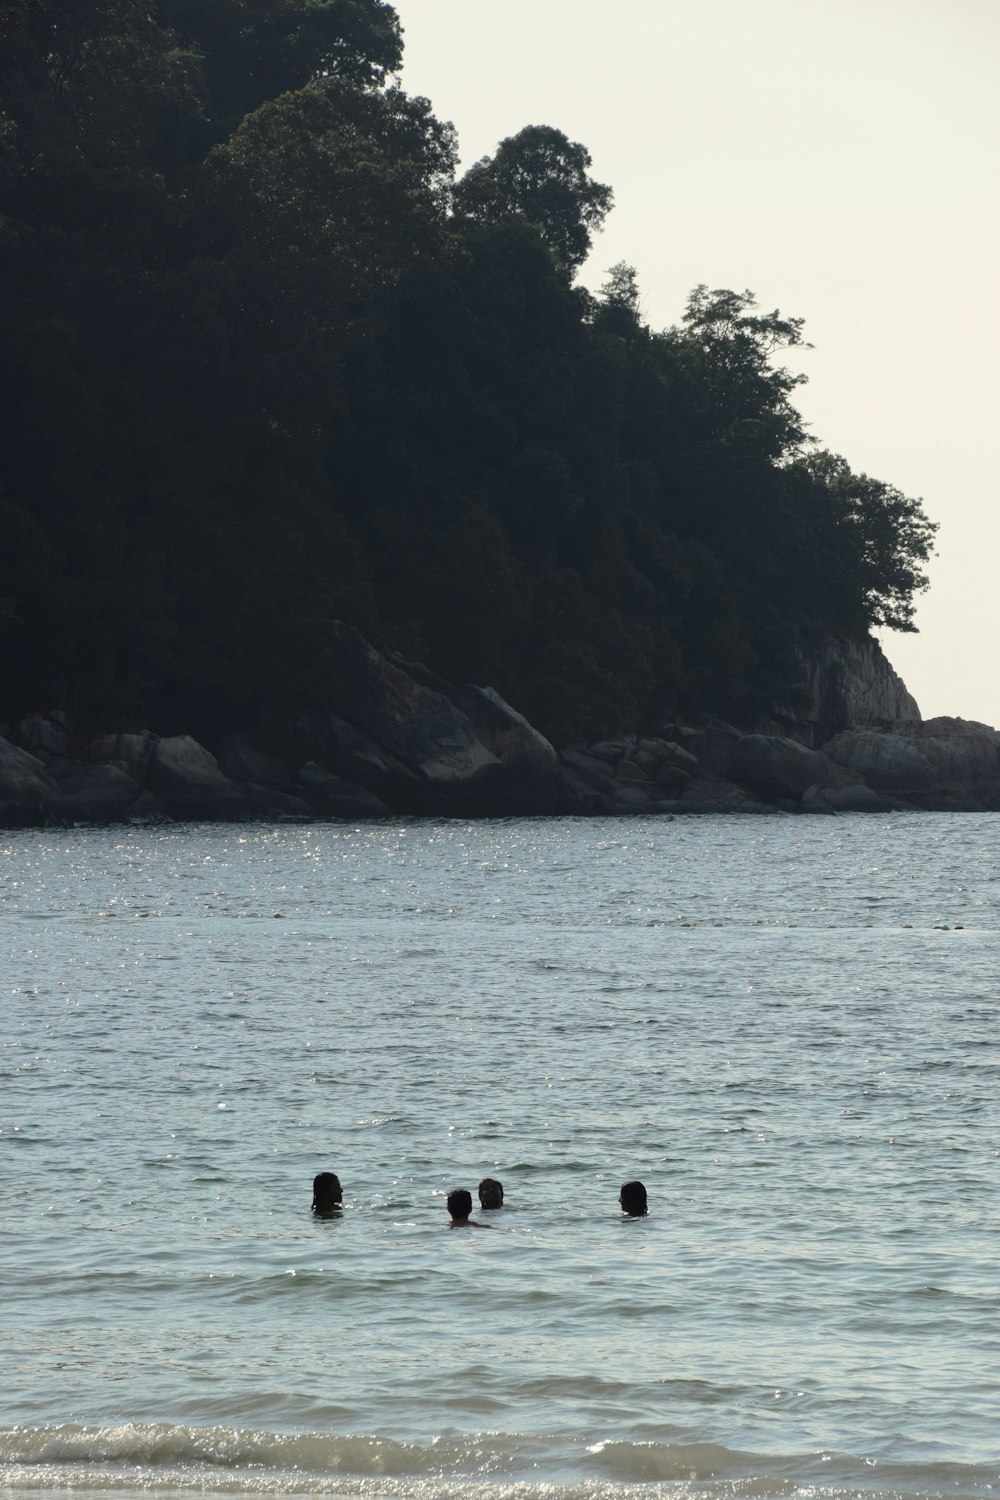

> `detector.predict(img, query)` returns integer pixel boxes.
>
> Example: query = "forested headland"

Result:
[0,0,937,749]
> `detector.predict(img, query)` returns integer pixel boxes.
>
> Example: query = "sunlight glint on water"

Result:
[2,815,998,1499]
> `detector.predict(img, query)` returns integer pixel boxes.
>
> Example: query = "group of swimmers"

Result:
[311,1172,648,1221]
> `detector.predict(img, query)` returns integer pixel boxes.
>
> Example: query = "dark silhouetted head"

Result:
[619,1180,648,1217]
[447,1188,473,1221]
[312,1172,343,1214]
[478,1177,504,1209]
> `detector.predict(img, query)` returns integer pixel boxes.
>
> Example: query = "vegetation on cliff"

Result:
[0,0,937,743]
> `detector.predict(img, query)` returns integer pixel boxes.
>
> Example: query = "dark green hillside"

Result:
[0,0,936,743]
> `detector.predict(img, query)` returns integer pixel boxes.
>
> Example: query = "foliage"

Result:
[0,0,936,741]
[789,452,938,632]
[158,0,403,127]
[453,124,613,274]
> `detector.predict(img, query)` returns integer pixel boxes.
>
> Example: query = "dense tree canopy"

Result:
[453,125,613,274]
[0,0,936,741]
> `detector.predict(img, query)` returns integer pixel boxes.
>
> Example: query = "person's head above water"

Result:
[447,1188,473,1223]
[312,1171,343,1213]
[478,1177,504,1209]
[619,1180,648,1217]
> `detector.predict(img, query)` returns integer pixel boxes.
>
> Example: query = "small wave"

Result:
[1,1425,996,1500]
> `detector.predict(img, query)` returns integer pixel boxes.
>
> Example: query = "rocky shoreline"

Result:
[3,627,1000,827]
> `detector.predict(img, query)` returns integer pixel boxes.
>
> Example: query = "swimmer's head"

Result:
[478,1177,504,1209]
[619,1180,647,1217]
[312,1171,343,1213]
[447,1188,473,1221]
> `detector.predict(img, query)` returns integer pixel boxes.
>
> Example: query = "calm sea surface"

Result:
[2,814,998,1500]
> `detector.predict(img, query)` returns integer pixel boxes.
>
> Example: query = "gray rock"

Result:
[666,743,700,772]
[615,759,654,784]
[245,784,315,821]
[824,729,939,793]
[284,710,422,804]
[911,718,1000,783]
[57,765,142,823]
[560,749,616,791]
[631,748,662,772]
[459,685,559,778]
[149,735,244,820]
[604,784,654,811]
[682,774,771,813]
[689,723,741,778]
[549,766,602,812]
[330,626,499,786]
[10,713,68,758]
[652,762,692,792]
[731,734,833,800]
[297,761,392,818]
[90,731,159,784]
[587,738,634,764]
[802,782,891,813]
[788,636,920,739]
[125,791,169,824]
[0,737,61,826]
[216,732,292,788]
[823,718,1000,807]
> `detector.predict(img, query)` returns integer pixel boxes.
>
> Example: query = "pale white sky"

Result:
[393,0,1000,728]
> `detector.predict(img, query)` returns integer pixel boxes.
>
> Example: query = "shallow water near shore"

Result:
[2,814,998,1499]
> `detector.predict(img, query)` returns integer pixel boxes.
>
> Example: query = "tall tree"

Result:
[790,452,937,632]
[668,285,811,461]
[453,124,612,274]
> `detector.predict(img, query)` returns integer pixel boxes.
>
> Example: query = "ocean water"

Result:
[1,814,998,1500]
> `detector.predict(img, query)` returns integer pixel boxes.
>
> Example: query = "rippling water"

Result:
[2,815,998,1500]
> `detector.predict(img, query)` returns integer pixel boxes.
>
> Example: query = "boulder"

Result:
[56,765,142,823]
[731,734,834,800]
[636,737,698,773]
[216,732,293,788]
[652,761,693,792]
[560,749,616,791]
[149,735,244,820]
[125,791,169,824]
[615,758,655,784]
[604,783,654,812]
[282,710,422,805]
[909,718,1000,784]
[824,729,939,794]
[0,737,61,826]
[458,685,559,779]
[297,761,392,818]
[680,773,773,814]
[328,626,500,786]
[10,712,68,758]
[89,731,159,784]
[688,722,740,778]
[802,782,892,814]
[586,737,635,764]
[631,749,661,772]
[823,718,1000,808]
[244,784,315,821]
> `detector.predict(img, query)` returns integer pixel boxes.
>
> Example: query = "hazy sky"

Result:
[392,0,999,727]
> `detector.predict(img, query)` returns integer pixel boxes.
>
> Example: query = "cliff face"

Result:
[765,637,921,745]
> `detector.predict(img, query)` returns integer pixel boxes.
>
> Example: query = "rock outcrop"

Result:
[336,627,500,786]
[149,736,246,821]
[0,738,61,825]
[826,718,1000,809]
[3,629,998,827]
[765,636,920,745]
